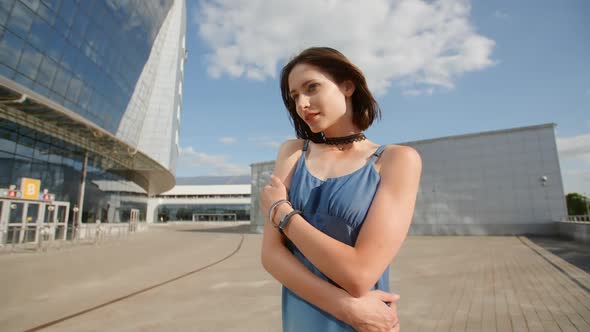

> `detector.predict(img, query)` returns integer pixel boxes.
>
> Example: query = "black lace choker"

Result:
[320,132,366,146]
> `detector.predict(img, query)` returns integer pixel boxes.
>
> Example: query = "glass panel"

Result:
[0,127,17,153]
[57,0,76,26]
[41,0,61,12]
[35,2,55,25]
[21,0,40,12]
[44,205,54,223]
[51,65,71,96]
[0,0,16,14]
[65,74,81,101]
[0,63,16,78]
[78,83,92,109]
[15,133,35,157]
[60,41,78,70]
[17,43,42,79]
[0,8,10,27]
[43,27,64,61]
[0,30,24,69]
[36,55,57,87]
[13,72,34,89]
[56,205,66,223]
[6,1,34,39]
[53,13,68,37]
[28,17,51,50]
[0,151,15,188]
[9,202,24,223]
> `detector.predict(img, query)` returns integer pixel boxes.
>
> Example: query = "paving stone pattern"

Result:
[0,225,588,331]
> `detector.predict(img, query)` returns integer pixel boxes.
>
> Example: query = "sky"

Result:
[177,0,590,195]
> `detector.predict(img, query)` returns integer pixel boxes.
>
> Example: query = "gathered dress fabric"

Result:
[282,140,390,332]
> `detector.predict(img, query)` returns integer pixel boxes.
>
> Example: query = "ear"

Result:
[340,80,355,97]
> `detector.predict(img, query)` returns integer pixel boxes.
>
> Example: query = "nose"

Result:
[296,94,310,112]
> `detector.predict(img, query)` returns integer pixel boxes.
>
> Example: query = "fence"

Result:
[0,222,146,253]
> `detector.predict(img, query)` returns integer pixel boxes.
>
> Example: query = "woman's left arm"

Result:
[271,145,422,298]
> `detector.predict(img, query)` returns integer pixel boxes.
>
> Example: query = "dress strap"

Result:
[371,145,386,161]
[302,139,310,152]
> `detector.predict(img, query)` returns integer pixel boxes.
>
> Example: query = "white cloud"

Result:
[178,146,249,175]
[556,133,590,164]
[219,137,237,144]
[493,10,509,20]
[248,137,283,148]
[195,0,496,96]
[402,88,434,97]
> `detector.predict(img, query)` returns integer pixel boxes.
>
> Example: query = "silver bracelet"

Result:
[268,199,292,227]
[278,209,302,235]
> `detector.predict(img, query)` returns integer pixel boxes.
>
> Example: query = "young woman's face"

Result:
[287,63,353,133]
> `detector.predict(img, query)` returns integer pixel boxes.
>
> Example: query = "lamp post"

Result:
[73,206,79,239]
[585,192,589,219]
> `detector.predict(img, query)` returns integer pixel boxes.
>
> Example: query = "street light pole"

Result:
[585,192,589,219]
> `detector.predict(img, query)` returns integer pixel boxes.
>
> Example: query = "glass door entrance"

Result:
[0,199,70,245]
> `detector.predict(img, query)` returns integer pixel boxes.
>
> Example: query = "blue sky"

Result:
[178,0,589,195]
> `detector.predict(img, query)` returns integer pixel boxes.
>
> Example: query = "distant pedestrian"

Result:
[260,47,422,331]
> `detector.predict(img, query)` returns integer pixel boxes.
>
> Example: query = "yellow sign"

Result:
[20,178,40,200]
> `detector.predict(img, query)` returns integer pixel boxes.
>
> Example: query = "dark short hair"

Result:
[279,47,381,142]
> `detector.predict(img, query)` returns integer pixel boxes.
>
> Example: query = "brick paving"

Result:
[0,224,588,331]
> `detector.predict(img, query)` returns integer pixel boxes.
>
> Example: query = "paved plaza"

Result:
[0,224,589,332]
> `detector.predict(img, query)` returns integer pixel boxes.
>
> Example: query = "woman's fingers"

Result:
[371,290,400,303]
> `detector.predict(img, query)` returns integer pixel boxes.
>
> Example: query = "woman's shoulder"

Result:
[278,139,306,153]
[275,139,306,167]
[378,144,422,177]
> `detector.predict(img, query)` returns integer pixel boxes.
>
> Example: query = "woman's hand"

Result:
[260,175,289,222]
[344,290,400,332]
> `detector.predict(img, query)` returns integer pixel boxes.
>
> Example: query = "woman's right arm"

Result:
[262,222,399,330]
[260,140,399,331]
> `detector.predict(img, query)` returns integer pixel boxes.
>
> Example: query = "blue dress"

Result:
[283,140,390,332]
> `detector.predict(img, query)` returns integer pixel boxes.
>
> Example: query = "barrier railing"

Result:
[566,215,590,222]
[0,222,146,253]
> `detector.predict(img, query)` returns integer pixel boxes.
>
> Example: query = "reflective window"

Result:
[17,43,42,79]
[65,75,81,102]
[1,0,175,137]
[0,30,24,69]
[35,2,56,26]
[6,1,34,39]
[41,0,61,12]
[51,65,71,96]
[0,127,17,153]
[20,0,40,12]
[36,55,57,87]
[57,0,76,27]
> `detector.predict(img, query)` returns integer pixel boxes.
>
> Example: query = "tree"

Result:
[565,193,589,216]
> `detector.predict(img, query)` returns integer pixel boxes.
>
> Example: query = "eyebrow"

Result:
[289,79,315,95]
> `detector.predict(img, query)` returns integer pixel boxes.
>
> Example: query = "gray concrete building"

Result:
[250,123,567,235]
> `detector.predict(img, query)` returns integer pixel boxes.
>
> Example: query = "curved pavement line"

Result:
[517,236,590,294]
[24,233,246,332]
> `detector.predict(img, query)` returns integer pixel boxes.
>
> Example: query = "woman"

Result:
[260,47,422,332]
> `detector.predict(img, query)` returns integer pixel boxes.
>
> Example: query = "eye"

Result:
[308,83,319,92]
[290,93,299,101]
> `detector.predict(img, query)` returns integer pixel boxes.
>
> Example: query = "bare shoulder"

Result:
[379,144,422,182]
[277,139,305,158]
[274,139,305,186]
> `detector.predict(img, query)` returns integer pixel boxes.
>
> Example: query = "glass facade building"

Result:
[0,0,186,224]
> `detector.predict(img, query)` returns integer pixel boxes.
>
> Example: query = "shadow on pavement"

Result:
[173,224,258,234]
[526,236,590,273]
